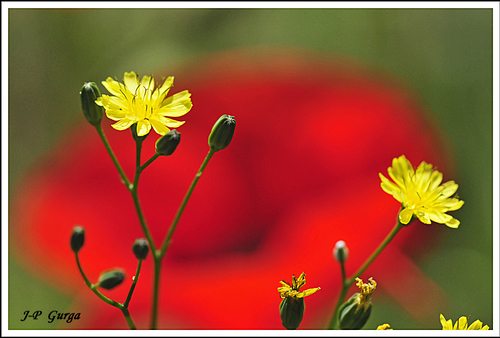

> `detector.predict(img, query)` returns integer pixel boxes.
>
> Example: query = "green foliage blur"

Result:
[8,7,493,330]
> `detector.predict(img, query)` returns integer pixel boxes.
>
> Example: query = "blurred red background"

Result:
[11,49,455,329]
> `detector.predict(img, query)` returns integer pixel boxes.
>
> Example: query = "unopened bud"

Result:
[80,82,104,126]
[338,277,376,330]
[208,115,236,151]
[279,296,305,330]
[155,130,181,156]
[132,238,149,260]
[97,270,125,290]
[333,240,349,263]
[70,226,85,253]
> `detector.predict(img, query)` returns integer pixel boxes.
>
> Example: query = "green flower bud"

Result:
[277,272,320,330]
[155,130,181,156]
[131,123,149,143]
[80,82,104,126]
[132,238,149,260]
[279,296,305,330]
[333,240,349,263]
[208,115,236,151]
[338,277,376,330]
[70,226,85,253]
[97,269,125,290]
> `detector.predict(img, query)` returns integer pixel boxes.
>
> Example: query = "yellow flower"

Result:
[96,72,192,136]
[338,277,376,329]
[354,277,377,307]
[440,314,489,330]
[278,272,320,299]
[379,155,464,228]
[376,323,392,330]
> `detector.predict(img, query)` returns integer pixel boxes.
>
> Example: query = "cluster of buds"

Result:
[70,226,150,290]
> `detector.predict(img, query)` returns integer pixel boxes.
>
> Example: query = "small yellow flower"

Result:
[376,323,392,330]
[338,277,377,329]
[278,272,320,299]
[379,155,464,228]
[96,72,192,136]
[354,277,377,308]
[440,314,489,330]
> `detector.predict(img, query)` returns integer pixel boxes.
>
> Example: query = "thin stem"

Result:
[159,149,216,257]
[124,259,143,308]
[130,139,157,253]
[94,125,131,189]
[347,220,404,286]
[329,280,349,329]
[327,218,405,329]
[150,256,162,330]
[149,149,216,329]
[75,253,137,329]
[121,308,136,330]
[141,153,160,172]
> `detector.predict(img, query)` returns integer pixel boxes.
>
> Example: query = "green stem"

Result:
[150,255,162,330]
[94,125,131,189]
[348,220,404,285]
[159,149,216,257]
[75,253,136,329]
[141,153,160,172]
[149,149,216,329]
[121,307,136,330]
[130,140,157,253]
[328,219,405,329]
[124,259,142,308]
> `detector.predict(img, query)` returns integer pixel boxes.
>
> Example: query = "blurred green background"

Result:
[8,7,493,330]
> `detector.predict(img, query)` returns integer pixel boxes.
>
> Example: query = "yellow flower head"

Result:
[278,272,321,299]
[440,314,489,330]
[354,277,377,308]
[379,155,464,228]
[376,323,393,330]
[96,72,192,136]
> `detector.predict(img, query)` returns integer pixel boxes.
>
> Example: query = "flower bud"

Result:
[338,277,376,330]
[80,82,104,126]
[155,130,181,156]
[333,240,349,263]
[208,115,236,151]
[70,226,85,253]
[132,238,149,260]
[279,296,304,330]
[97,269,125,290]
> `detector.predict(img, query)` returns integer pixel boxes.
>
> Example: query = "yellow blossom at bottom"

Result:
[377,323,392,330]
[440,314,489,330]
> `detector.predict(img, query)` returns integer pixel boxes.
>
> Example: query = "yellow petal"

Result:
[379,173,401,197]
[105,109,127,121]
[415,210,431,224]
[445,218,460,228]
[399,208,414,224]
[297,287,321,298]
[440,181,459,198]
[149,118,170,136]
[428,170,443,191]
[111,118,136,131]
[440,314,453,330]
[427,209,452,224]
[456,316,468,330]
[136,119,152,136]
[123,72,139,94]
[102,77,127,97]
[467,320,483,330]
